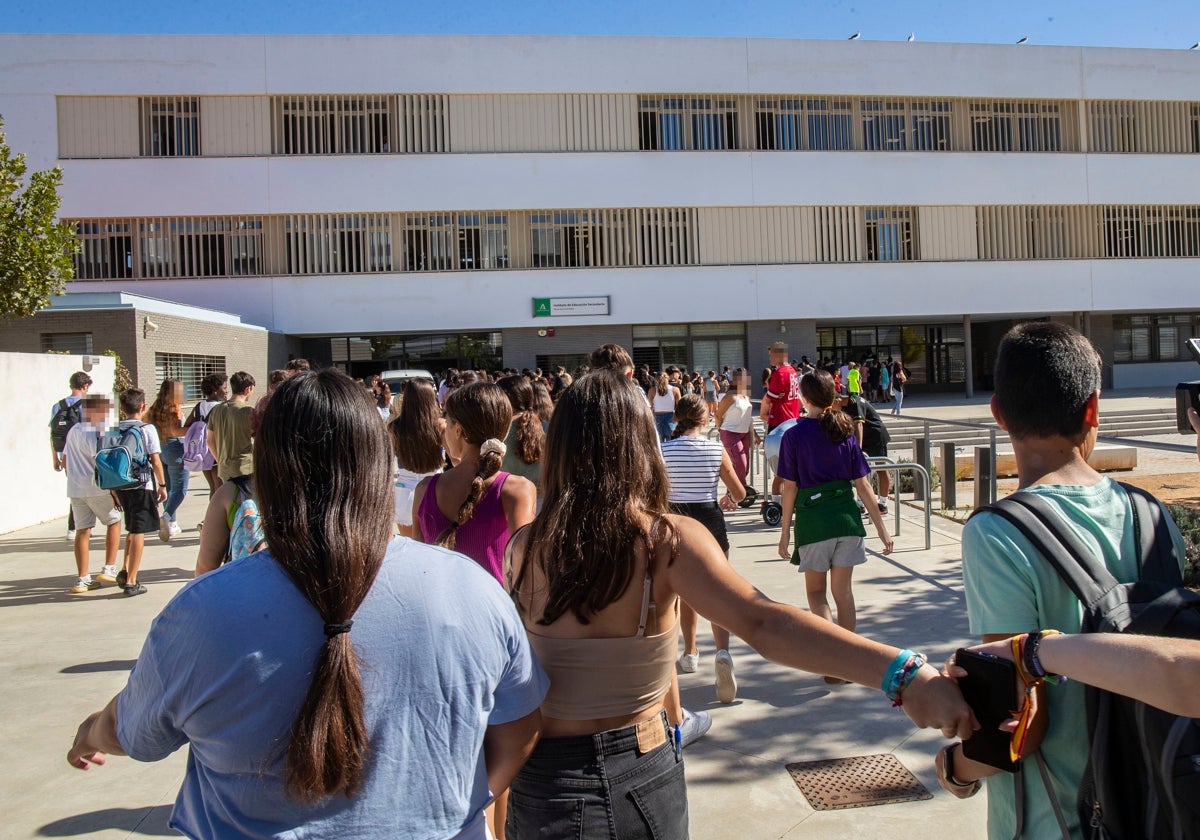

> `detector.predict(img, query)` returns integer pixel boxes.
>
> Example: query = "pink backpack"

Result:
[182,404,216,472]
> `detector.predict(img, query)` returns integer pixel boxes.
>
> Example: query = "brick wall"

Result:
[0,307,267,401]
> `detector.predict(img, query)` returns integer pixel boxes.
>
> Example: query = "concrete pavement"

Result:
[3,386,1193,839]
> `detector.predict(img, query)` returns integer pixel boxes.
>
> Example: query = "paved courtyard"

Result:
[2,388,1193,839]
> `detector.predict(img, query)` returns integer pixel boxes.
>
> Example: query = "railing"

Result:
[867,457,933,550]
[899,414,1002,505]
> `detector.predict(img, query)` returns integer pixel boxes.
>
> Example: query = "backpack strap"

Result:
[1116,482,1183,586]
[978,493,1117,613]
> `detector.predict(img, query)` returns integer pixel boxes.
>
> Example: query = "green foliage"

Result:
[443,334,499,370]
[103,349,133,393]
[0,116,78,319]
[1167,503,1200,588]
[897,458,940,494]
[899,326,926,367]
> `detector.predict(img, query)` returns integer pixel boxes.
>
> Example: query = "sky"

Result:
[3,0,1199,50]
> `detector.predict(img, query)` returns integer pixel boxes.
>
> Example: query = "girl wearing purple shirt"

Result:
[775,369,893,684]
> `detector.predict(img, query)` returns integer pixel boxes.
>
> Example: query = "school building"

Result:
[2,34,1198,392]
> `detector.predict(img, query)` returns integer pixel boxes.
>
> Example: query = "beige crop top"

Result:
[511,530,679,720]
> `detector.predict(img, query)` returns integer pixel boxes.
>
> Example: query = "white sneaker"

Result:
[159,514,172,542]
[70,576,100,594]
[677,652,699,673]
[679,709,712,748]
[96,565,118,584]
[168,522,182,538]
[66,530,76,541]
[715,649,737,704]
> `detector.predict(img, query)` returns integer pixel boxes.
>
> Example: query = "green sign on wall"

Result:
[532,296,610,318]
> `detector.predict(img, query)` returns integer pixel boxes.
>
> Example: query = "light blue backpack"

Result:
[94,422,152,491]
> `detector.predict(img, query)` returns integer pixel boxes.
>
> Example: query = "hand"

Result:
[942,645,1025,738]
[777,531,791,561]
[67,713,107,771]
[54,456,64,472]
[875,523,894,555]
[719,494,737,512]
[156,487,168,503]
[900,664,979,740]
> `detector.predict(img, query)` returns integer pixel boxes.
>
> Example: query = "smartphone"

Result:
[1178,382,1200,435]
[956,648,1019,772]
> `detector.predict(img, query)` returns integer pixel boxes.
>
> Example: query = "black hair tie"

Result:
[324,620,353,639]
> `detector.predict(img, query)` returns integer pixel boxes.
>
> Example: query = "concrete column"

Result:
[1082,311,1092,340]
[963,313,974,398]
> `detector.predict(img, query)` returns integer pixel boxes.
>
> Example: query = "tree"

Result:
[0,116,77,319]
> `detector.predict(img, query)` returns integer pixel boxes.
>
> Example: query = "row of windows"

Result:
[65,204,1200,281]
[58,94,1200,159]
[1112,314,1200,363]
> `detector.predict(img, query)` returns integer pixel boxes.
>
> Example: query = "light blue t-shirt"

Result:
[117,538,548,839]
[962,478,1185,840]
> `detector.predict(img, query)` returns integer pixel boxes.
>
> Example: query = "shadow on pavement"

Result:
[0,567,194,609]
[38,805,175,836]
[61,659,137,674]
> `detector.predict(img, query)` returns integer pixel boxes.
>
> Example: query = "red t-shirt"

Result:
[766,365,801,428]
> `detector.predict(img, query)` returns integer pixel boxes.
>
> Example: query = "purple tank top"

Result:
[416,472,510,583]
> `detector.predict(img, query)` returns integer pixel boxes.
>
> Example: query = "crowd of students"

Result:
[60,330,1200,840]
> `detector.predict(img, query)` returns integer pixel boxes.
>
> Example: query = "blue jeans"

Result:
[161,437,189,521]
[654,412,675,443]
[892,389,904,415]
[506,711,688,840]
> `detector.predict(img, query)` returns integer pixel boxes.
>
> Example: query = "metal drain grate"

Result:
[785,753,932,811]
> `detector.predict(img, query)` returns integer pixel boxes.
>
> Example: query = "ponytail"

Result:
[514,410,544,464]
[670,394,708,439]
[817,405,856,444]
[436,439,505,549]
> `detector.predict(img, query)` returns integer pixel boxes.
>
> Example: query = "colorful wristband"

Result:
[882,649,927,706]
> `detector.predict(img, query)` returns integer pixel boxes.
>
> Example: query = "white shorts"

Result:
[70,495,121,530]
[794,536,867,573]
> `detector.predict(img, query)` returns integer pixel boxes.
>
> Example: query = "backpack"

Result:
[978,483,1200,840]
[225,476,265,564]
[182,403,216,472]
[49,399,83,453]
[94,423,153,491]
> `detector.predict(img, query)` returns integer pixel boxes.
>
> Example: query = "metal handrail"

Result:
[867,458,933,551]
[889,414,1000,505]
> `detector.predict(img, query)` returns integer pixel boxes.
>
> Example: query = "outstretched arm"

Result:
[68,695,125,770]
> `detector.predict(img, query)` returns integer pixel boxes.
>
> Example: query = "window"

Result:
[73,221,133,279]
[807,99,853,150]
[639,97,738,150]
[139,97,199,157]
[1192,105,1200,153]
[972,102,1015,151]
[1112,314,1194,363]
[1102,207,1143,258]
[864,208,915,261]
[41,333,93,354]
[155,353,226,401]
[137,217,265,279]
[861,100,906,150]
[287,214,393,274]
[531,212,595,267]
[755,99,803,150]
[274,95,392,154]
[911,100,952,150]
[402,214,454,272]
[1090,101,1139,153]
[1017,102,1062,151]
[457,214,509,269]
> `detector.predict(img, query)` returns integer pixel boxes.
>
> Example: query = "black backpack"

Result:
[49,398,83,453]
[979,484,1200,840]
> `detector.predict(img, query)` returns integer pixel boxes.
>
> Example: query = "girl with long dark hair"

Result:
[68,369,547,837]
[505,371,972,839]
[775,368,893,683]
[496,375,546,498]
[388,379,445,539]
[148,378,188,541]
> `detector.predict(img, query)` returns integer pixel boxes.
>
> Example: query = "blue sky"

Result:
[4,0,1199,49]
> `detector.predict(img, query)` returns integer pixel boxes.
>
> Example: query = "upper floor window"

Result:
[139,97,199,157]
[860,100,907,150]
[911,100,952,150]
[273,95,391,155]
[806,99,853,150]
[639,97,738,151]
[864,207,916,261]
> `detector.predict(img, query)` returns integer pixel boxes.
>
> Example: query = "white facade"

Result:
[2,34,1199,386]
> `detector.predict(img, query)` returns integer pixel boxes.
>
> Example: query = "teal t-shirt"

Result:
[961,478,1186,840]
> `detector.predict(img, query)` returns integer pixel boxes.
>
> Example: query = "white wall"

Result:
[0,354,115,535]
[1112,361,1200,390]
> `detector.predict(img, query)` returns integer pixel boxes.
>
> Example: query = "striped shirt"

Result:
[661,436,723,503]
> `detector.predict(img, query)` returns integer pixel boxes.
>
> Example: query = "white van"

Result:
[379,369,436,390]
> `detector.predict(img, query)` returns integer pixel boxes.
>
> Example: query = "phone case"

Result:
[956,648,1019,772]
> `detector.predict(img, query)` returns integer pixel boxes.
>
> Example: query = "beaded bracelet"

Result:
[881,649,927,706]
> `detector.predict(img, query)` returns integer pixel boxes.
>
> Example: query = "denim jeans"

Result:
[892,389,904,415]
[654,412,675,443]
[506,711,688,840]
[161,437,189,520]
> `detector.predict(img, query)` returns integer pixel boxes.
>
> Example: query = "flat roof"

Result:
[44,292,267,331]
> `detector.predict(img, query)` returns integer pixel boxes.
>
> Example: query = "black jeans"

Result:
[506,711,689,840]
